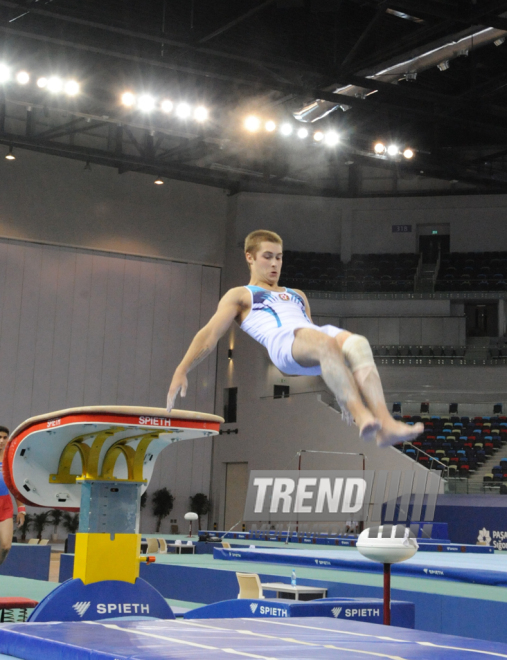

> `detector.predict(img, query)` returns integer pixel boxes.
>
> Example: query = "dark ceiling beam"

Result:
[33,116,103,141]
[5,24,507,150]
[4,23,507,141]
[385,0,507,31]
[198,0,276,44]
[122,125,146,158]
[4,12,505,125]
[341,16,455,73]
[0,130,342,196]
[306,88,507,140]
[466,146,507,165]
[459,70,507,99]
[340,1,389,69]
[2,119,507,196]
[332,74,507,121]
[0,25,271,88]
[0,0,305,74]
[344,0,507,73]
[0,130,233,189]
[346,148,507,191]
[34,117,84,140]
[38,120,109,142]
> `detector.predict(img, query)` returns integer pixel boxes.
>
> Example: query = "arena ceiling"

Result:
[2,0,507,197]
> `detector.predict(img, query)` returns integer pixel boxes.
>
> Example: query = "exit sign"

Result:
[392,225,412,233]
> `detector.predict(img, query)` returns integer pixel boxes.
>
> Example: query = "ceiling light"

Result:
[16,71,29,85]
[194,106,208,122]
[374,142,385,154]
[154,176,164,185]
[387,144,399,156]
[265,120,276,132]
[313,131,324,142]
[176,102,191,119]
[138,94,156,112]
[121,91,136,107]
[297,127,308,139]
[37,77,48,89]
[437,60,450,71]
[160,99,173,113]
[494,37,506,47]
[64,80,80,96]
[244,115,260,132]
[5,146,15,161]
[280,123,293,136]
[403,148,414,159]
[47,76,63,93]
[0,64,10,84]
[325,131,340,146]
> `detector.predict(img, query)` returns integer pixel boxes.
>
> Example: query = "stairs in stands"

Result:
[468,446,507,488]
[415,262,438,292]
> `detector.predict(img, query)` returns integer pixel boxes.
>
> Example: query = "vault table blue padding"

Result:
[1,617,507,659]
[214,546,507,586]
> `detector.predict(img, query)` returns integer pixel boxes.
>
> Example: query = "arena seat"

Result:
[280,250,418,293]
[396,409,507,482]
[436,251,507,292]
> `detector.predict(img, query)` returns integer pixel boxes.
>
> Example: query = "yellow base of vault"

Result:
[73,533,141,585]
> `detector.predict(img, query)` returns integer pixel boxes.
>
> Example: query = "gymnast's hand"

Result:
[16,511,25,527]
[167,370,188,412]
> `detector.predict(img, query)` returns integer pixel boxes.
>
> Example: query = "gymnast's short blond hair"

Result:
[244,230,283,258]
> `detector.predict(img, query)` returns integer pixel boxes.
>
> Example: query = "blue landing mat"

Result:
[214,546,507,586]
[1,617,507,659]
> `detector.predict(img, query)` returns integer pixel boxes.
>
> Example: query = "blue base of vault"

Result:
[184,597,415,627]
[29,578,174,622]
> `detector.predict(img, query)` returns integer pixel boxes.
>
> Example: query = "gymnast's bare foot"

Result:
[376,419,424,448]
[359,418,382,443]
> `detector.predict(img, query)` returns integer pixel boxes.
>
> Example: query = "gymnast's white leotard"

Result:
[240,285,343,376]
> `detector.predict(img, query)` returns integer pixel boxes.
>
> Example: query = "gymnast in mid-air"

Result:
[167,229,423,447]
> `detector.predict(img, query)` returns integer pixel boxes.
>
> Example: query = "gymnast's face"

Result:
[0,432,7,455]
[248,242,283,285]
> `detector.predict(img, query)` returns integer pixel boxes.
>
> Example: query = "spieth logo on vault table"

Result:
[243,470,374,522]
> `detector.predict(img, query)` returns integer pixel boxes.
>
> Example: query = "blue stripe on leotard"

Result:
[0,464,10,496]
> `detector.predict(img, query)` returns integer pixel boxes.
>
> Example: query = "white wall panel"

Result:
[31,246,60,415]
[99,257,126,404]
[421,317,444,345]
[0,244,26,424]
[116,259,142,405]
[66,253,94,407]
[83,255,110,405]
[132,261,158,406]
[48,250,77,411]
[399,318,422,345]
[12,244,43,423]
[379,318,400,345]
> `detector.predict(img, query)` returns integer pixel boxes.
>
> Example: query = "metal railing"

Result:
[404,444,449,480]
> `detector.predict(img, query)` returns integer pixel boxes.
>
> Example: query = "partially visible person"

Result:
[344,520,358,536]
[0,426,25,563]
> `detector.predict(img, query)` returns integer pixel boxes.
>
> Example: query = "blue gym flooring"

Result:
[0,617,507,659]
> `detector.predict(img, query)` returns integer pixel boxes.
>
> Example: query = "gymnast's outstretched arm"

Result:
[167,287,245,411]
